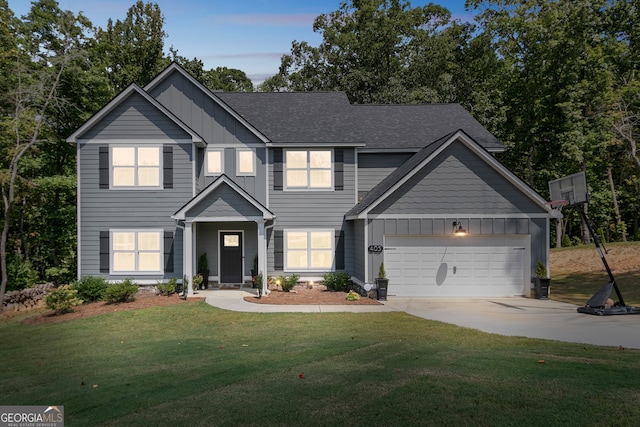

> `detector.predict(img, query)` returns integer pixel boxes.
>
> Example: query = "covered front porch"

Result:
[172,175,275,296]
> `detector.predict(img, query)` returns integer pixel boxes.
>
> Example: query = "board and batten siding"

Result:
[200,147,267,203]
[150,72,267,204]
[267,148,357,275]
[78,141,194,280]
[148,72,263,146]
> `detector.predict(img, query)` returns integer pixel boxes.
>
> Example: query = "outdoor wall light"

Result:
[452,220,467,236]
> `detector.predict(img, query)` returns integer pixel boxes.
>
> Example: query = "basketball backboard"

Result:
[548,171,588,206]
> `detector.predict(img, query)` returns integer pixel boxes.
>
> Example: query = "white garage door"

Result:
[384,235,528,297]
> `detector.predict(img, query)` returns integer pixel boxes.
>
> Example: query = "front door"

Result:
[220,232,243,283]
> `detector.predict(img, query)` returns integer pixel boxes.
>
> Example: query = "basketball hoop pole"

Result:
[577,203,625,306]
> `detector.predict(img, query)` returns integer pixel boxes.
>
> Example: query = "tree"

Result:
[0,0,91,306]
[93,1,167,92]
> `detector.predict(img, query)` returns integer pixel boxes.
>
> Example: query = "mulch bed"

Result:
[243,286,381,305]
[21,292,205,325]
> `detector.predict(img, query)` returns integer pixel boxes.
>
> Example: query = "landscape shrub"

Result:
[104,279,138,303]
[7,257,39,291]
[278,274,299,292]
[346,290,360,301]
[45,285,83,314]
[73,276,109,302]
[157,278,177,296]
[322,271,351,292]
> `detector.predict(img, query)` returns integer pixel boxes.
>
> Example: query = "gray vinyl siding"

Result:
[82,92,191,140]
[78,141,193,280]
[370,143,542,216]
[149,72,267,203]
[196,222,258,279]
[366,217,547,286]
[184,183,264,220]
[357,152,412,196]
[267,148,357,276]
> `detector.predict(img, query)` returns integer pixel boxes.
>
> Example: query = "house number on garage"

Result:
[368,245,383,253]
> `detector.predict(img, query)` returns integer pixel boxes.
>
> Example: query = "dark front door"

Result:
[220,232,243,283]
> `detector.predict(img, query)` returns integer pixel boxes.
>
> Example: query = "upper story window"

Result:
[236,149,255,176]
[111,146,161,188]
[285,150,332,190]
[206,149,223,176]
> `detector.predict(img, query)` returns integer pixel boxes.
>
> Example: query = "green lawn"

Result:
[2,303,640,426]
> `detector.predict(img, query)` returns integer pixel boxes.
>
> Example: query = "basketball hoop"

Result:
[546,200,568,218]
[546,200,569,210]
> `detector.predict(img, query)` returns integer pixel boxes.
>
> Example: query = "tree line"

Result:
[1,0,639,299]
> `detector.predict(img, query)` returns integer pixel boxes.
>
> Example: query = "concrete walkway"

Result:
[200,289,640,349]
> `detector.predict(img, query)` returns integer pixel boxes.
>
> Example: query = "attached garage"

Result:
[384,235,530,297]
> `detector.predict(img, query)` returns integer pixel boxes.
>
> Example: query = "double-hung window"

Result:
[111,146,161,188]
[285,150,332,189]
[285,230,334,271]
[111,230,163,274]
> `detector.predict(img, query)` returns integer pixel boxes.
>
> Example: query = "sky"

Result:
[9,0,472,85]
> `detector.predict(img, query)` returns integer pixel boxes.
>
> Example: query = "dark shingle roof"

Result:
[215,92,362,144]
[215,91,502,150]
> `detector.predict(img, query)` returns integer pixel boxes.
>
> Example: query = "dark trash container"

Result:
[535,278,550,299]
[376,278,389,301]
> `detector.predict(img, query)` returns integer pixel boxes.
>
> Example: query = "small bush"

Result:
[322,271,351,292]
[346,290,360,301]
[7,257,39,291]
[45,285,83,315]
[157,278,177,296]
[73,276,109,302]
[278,274,299,292]
[104,279,138,303]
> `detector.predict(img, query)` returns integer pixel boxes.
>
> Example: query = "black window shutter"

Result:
[164,231,174,273]
[334,149,344,191]
[99,231,109,273]
[335,230,345,270]
[273,148,283,191]
[99,146,109,189]
[274,230,284,270]
[163,145,173,189]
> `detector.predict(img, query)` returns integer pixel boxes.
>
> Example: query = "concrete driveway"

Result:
[204,290,640,349]
[383,297,640,349]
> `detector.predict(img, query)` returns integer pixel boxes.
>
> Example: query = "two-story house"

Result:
[67,63,552,298]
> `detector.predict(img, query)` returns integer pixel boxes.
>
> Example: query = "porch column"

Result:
[185,221,194,296]
[257,219,267,295]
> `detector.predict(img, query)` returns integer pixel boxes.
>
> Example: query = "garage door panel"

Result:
[385,235,527,297]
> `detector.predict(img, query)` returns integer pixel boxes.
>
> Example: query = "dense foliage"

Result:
[1,0,639,300]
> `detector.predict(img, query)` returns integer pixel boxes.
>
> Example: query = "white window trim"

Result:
[236,148,256,176]
[110,145,163,190]
[110,229,164,275]
[205,148,224,176]
[284,149,334,191]
[284,229,335,272]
